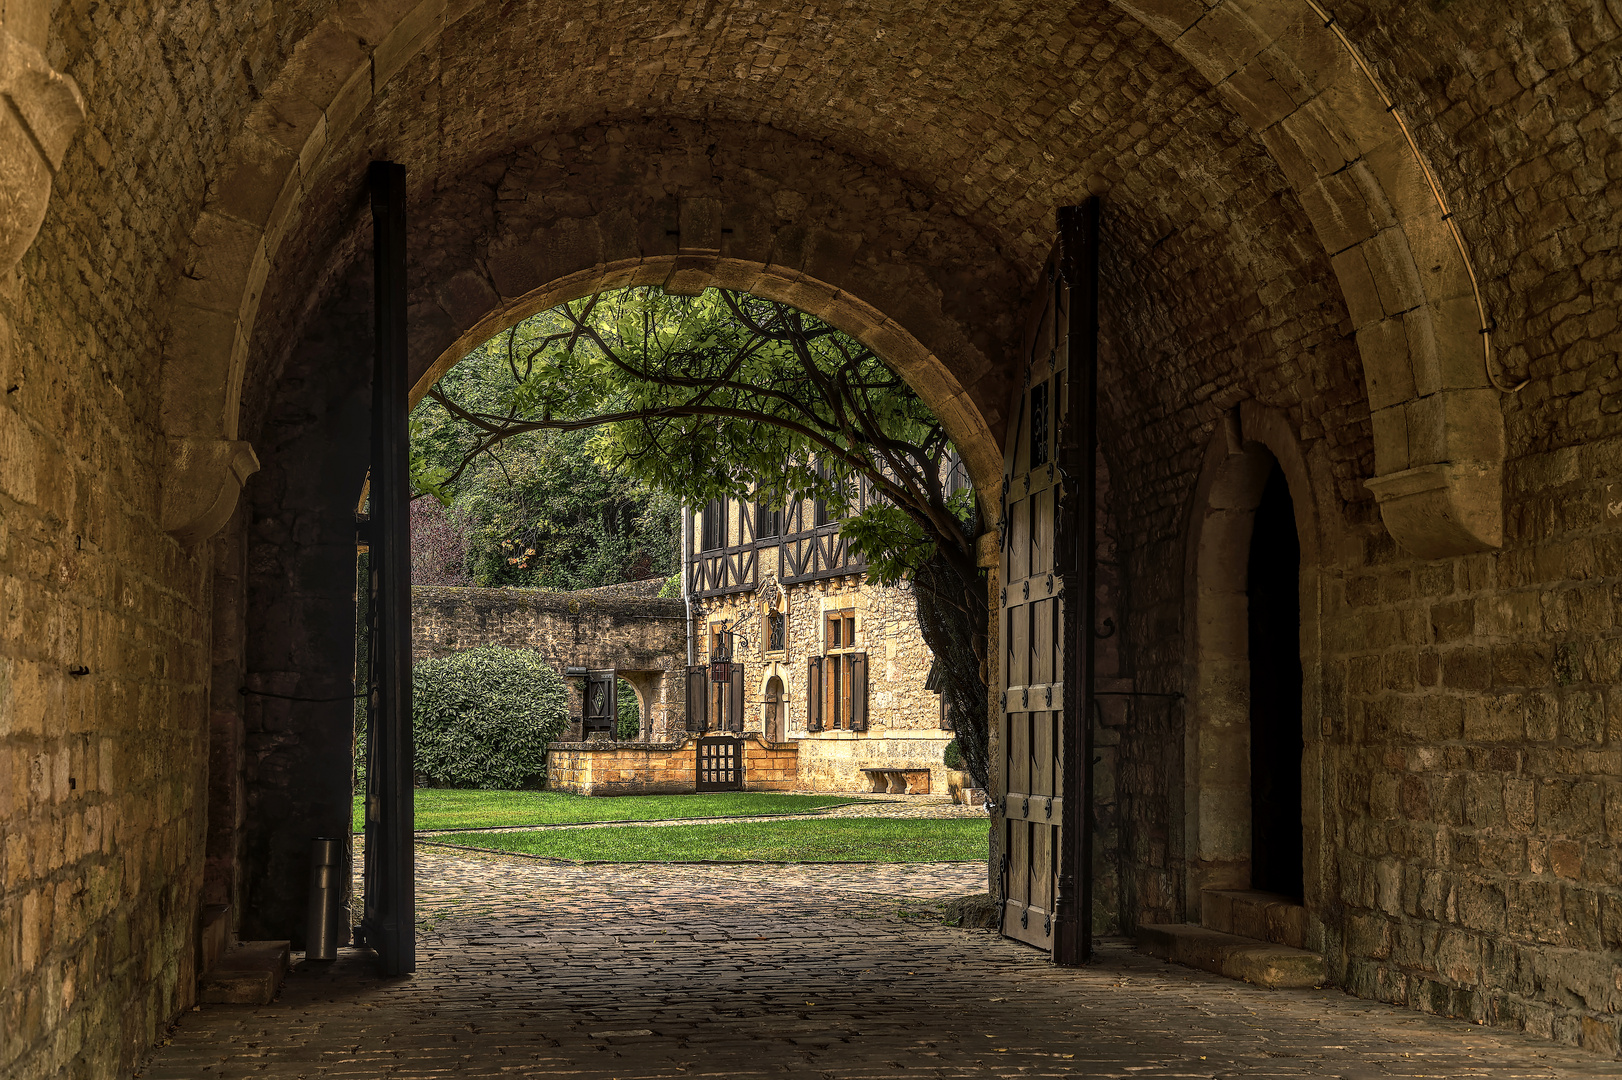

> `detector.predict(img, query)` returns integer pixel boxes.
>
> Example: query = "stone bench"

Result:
[861,768,931,795]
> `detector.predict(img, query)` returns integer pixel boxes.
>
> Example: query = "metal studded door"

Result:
[999,201,1099,964]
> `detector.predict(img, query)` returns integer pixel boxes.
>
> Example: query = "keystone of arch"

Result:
[1113,0,1503,558]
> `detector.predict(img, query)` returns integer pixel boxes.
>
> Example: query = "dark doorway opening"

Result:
[1247,461,1304,901]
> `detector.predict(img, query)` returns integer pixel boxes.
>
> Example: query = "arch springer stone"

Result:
[162,437,262,547]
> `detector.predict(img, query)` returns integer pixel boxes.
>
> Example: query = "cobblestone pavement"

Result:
[416,794,986,837]
[140,848,1614,1078]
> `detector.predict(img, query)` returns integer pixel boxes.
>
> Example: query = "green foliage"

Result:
[413,285,991,794]
[411,361,679,590]
[615,677,640,740]
[412,646,568,789]
[656,572,682,598]
[411,288,973,588]
[943,738,963,771]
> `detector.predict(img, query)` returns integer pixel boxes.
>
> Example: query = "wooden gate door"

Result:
[583,669,617,737]
[695,735,743,791]
[360,161,415,976]
[999,200,1098,964]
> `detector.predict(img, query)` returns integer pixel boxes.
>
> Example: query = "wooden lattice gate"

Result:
[695,735,743,792]
[998,201,1099,964]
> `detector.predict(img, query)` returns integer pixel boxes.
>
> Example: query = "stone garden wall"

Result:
[549,736,798,796]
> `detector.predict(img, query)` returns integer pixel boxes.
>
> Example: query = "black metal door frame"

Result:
[360,160,415,977]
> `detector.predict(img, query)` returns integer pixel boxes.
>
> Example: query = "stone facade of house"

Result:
[685,496,955,794]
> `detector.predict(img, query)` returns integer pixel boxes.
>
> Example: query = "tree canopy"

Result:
[411,286,992,792]
[411,340,680,590]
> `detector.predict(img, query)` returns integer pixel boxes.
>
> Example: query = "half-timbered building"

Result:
[683,483,956,794]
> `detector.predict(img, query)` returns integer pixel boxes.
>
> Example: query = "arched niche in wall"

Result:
[1180,401,1326,936]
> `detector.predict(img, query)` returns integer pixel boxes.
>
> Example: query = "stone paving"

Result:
[135,846,1616,1079]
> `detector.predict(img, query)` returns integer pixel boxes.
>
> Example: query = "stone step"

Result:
[199,940,290,1005]
[199,904,231,975]
[1136,923,1326,989]
[1200,888,1306,948]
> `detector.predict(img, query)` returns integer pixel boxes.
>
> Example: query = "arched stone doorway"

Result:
[1181,404,1322,927]
[1245,460,1303,902]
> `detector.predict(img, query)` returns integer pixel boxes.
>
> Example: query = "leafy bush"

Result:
[943,738,963,771]
[412,646,568,788]
[616,677,640,740]
[656,572,682,598]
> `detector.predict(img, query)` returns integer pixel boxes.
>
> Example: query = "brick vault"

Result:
[0,0,1618,1075]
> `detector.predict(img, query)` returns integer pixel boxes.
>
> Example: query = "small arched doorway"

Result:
[1182,407,1320,922]
[1246,463,1304,901]
[763,676,785,743]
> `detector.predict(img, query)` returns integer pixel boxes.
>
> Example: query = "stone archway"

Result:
[1180,401,1325,933]
[154,0,1507,561]
[407,250,1005,500]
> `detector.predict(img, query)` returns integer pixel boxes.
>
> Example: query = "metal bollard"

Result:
[305,837,346,961]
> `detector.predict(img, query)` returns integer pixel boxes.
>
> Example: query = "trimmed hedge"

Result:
[943,738,963,771]
[412,645,568,788]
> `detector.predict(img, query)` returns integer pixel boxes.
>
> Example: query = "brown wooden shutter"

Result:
[685,664,708,732]
[807,657,823,732]
[728,663,745,732]
[849,653,869,731]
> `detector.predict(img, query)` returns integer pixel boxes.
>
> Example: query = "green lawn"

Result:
[428,817,989,863]
[351,789,865,833]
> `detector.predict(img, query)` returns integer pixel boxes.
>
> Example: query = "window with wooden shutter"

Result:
[806,656,823,732]
[820,608,858,730]
[849,653,868,731]
[728,662,745,732]
[685,664,708,732]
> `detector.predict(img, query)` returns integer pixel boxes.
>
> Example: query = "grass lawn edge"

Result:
[418,838,985,865]
[358,801,889,837]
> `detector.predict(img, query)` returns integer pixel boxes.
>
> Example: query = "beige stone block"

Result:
[1316,68,1396,161]
[1297,168,1380,257]
[1439,388,1506,464]
[1329,245,1384,329]
[0,405,37,506]
[1276,97,1350,178]
[1176,2,1266,86]
[1361,229,1425,319]
[1112,0,1205,39]
[1369,404,1409,475]
[1356,317,1416,412]
[1258,118,1319,191]
[374,0,444,88]
[323,57,373,140]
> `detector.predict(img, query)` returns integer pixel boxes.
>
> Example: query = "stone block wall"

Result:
[412,583,688,737]
[547,735,798,795]
[2,0,1617,1075]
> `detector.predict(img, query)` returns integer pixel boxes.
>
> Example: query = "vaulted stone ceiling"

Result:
[56,0,1598,547]
[236,0,1361,517]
